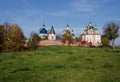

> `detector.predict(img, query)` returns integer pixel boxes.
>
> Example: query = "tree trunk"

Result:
[112,40,115,49]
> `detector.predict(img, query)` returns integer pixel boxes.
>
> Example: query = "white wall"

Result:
[48,34,56,40]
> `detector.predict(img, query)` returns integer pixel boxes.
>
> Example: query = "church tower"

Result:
[39,23,48,40]
[48,26,56,40]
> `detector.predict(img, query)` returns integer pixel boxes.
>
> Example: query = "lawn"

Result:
[0,46,120,82]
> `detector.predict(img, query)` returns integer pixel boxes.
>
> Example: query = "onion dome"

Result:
[66,24,70,30]
[85,22,97,30]
[40,28,48,34]
[88,22,94,29]
[65,24,71,34]
[39,24,48,34]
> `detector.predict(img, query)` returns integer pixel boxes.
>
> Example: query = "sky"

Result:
[0,0,120,45]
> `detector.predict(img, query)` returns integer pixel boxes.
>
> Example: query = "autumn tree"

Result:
[103,22,119,49]
[62,32,73,44]
[62,33,73,41]
[28,32,40,50]
[4,24,25,52]
[61,24,75,45]
[101,35,110,47]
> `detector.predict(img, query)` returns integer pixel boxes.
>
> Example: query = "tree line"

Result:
[0,21,119,52]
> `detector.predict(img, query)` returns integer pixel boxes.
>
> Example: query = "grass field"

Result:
[0,46,120,82]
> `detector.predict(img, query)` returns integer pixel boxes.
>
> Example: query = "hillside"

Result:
[0,46,120,82]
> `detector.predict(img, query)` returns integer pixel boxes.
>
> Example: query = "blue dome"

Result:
[40,28,48,34]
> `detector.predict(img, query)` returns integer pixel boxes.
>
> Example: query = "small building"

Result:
[81,22,102,46]
[48,26,56,40]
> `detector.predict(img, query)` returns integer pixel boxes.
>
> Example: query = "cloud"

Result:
[70,0,112,12]
[70,0,96,12]
[50,11,69,16]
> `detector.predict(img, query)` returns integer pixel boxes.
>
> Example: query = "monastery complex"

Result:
[38,22,102,46]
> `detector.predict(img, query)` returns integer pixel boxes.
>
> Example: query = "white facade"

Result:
[48,26,56,40]
[48,34,56,40]
[39,34,48,40]
[81,22,102,46]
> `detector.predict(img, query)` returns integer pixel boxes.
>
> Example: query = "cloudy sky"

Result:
[0,0,120,45]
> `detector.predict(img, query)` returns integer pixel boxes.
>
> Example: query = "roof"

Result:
[39,28,48,34]
[85,22,98,30]
[39,23,48,34]
[49,26,55,34]
[42,23,45,27]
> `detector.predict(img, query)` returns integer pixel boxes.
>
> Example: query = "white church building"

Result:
[81,22,102,46]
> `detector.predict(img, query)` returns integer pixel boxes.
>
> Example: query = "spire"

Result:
[72,29,74,33]
[42,20,46,27]
[49,26,55,34]
[94,25,98,30]
[89,22,92,26]
[67,24,69,27]
[71,29,75,36]
[42,23,45,27]
[66,24,69,30]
